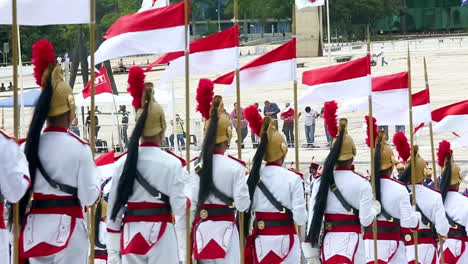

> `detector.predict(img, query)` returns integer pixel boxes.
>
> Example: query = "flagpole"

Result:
[16,25,24,138]
[11,0,20,263]
[407,44,419,263]
[233,1,245,263]
[183,0,192,263]
[88,0,97,263]
[326,0,331,64]
[366,26,379,264]
[423,57,444,263]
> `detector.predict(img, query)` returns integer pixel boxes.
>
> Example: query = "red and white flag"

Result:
[95,151,115,184]
[139,0,169,12]
[299,55,371,104]
[296,0,325,10]
[411,89,432,130]
[149,26,239,88]
[82,66,113,99]
[432,100,468,133]
[0,0,90,25]
[94,1,186,65]
[214,38,296,94]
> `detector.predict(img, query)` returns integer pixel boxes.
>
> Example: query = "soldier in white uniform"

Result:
[398,145,450,264]
[363,131,420,264]
[303,118,381,264]
[106,66,187,264]
[190,79,250,263]
[438,141,468,263]
[243,109,307,264]
[0,130,30,264]
[19,40,100,264]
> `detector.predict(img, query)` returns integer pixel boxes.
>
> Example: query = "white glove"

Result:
[106,232,121,264]
[107,250,121,264]
[302,242,320,259]
[370,199,381,216]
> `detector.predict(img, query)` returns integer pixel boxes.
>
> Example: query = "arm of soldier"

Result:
[291,175,307,226]
[169,163,187,262]
[77,146,101,206]
[399,190,419,229]
[106,158,125,233]
[233,166,250,212]
[302,178,321,261]
[433,195,450,237]
[358,181,380,227]
[0,141,30,202]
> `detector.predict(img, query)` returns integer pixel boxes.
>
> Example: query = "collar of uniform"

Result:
[44,126,68,133]
[266,162,282,167]
[213,150,224,155]
[380,175,392,179]
[140,142,160,147]
[335,166,352,171]
[448,188,459,192]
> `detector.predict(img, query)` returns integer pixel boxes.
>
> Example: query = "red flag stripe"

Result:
[372,72,408,92]
[214,38,296,85]
[432,100,468,122]
[95,151,115,166]
[104,1,185,39]
[302,55,370,86]
[412,89,430,106]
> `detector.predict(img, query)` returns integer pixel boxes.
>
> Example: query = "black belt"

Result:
[402,230,435,241]
[198,207,235,219]
[448,229,467,238]
[255,219,294,229]
[364,226,400,234]
[31,199,81,209]
[126,206,171,217]
[324,219,360,231]
[95,250,107,257]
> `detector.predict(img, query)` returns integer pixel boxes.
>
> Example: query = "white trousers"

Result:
[197,228,240,264]
[0,229,9,264]
[122,226,179,264]
[405,244,437,264]
[29,220,89,264]
[364,239,407,264]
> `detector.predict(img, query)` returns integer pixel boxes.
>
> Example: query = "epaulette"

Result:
[288,168,304,180]
[114,151,128,162]
[18,138,27,146]
[425,186,441,194]
[227,155,246,167]
[67,131,90,145]
[353,170,369,181]
[165,149,187,167]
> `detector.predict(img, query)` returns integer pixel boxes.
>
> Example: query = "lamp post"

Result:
[216,9,221,32]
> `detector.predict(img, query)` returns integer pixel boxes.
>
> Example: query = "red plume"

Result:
[32,40,56,87]
[244,105,263,136]
[437,140,451,167]
[393,132,411,162]
[127,66,146,109]
[323,101,338,138]
[365,115,378,148]
[196,79,214,120]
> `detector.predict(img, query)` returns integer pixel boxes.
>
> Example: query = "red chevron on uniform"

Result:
[94,1,186,65]
[299,55,371,104]
[432,100,468,133]
[147,26,239,86]
[214,38,296,94]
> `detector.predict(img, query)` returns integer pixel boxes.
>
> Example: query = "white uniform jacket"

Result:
[363,176,419,264]
[106,143,187,261]
[20,126,100,258]
[248,163,307,264]
[307,167,376,264]
[0,130,30,264]
[443,190,468,264]
[190,153,250,262]
[403,184,450,264]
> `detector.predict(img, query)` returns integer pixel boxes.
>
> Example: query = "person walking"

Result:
[230,102,248,148]
[378,45,388,66]
[303,106,319,148]
[280,103,295,147]
[119,105,130,148]
[169,114,185,149]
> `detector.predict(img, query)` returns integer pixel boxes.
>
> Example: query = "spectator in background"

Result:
[302,106,319,148]
[395,125,405,133]
[320,107,332,146]
[264,100,280,126]
[395,163,405,180]
[0,83,5,91]
[251,102,262,148]
[423,168,434,189]
[169,114,185,149]
[85,110,100,139]
[119,105,130,148]
[280,103,295,147]
[70,116,80,136]
[230,103,248,148]
[7,82,13,91]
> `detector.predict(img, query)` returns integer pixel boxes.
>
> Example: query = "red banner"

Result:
[82,65,113,98]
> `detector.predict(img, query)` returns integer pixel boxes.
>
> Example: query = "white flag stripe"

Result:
[296,0,325,9]
[0,0,90,25]
[299,75,371,104]
[222,59,296,95]
[139,0,168,12]
[160,47,238,86]
[432,114,468,133]
[94,26,185,65]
